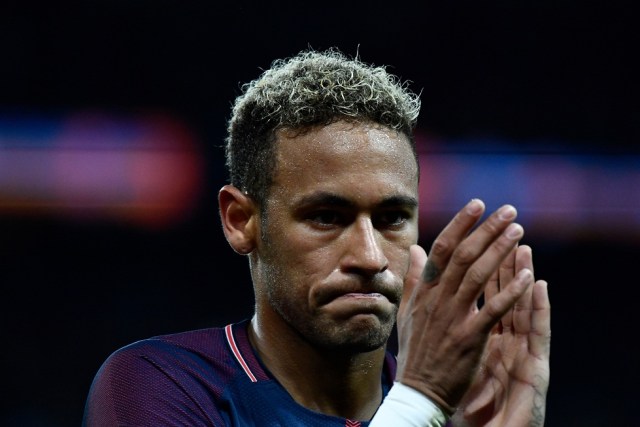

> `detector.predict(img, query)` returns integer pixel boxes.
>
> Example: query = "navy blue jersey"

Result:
[83,319,397,426]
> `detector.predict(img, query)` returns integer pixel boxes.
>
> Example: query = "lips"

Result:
[342,292,384,298]
[314,278,401,308]
[331,292,390,307]
[333,292,387,302]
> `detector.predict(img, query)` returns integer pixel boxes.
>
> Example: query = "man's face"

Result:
[253,120,419,353]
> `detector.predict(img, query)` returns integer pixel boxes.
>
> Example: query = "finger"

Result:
[512,245,534,334]
[399,245,428,320]
[486,268,499,303]
[421,258,441,286]
[485,246,516,314]
[424,199,485,284]
[475,268,533,333]
[530,279,551,358]
[455,221,523,305]
[402,244,428,300]
[485,269,501,333]
[498,245,517,332]
[499,245,517,291]
[440,204,519,296]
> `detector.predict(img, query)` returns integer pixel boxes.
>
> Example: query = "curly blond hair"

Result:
[225,48,421,206]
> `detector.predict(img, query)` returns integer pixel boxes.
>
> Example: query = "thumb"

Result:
[403,244,428,301]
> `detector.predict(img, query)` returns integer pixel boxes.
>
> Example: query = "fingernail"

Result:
[466,198,484,215]
[506,223,523,239]
[498,205,517,221]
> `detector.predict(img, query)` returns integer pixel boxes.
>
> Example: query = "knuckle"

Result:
[493,234,517,255]
[465,266,487,286]
[451,244,476,266]
[480,217,502,235]
[429,237,451,258]
[483,297,505,320]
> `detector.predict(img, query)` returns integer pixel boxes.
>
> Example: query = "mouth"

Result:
[321,291,394,319]
[316,280,399,304]
[336,292,386,300]
[315,278,401,318]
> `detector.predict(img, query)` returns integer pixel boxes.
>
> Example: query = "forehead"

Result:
[270,121,418,200]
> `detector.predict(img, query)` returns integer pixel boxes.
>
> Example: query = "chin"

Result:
[313,316,395,353]
[341,338,389,353]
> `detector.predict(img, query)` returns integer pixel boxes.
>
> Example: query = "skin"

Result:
[450,245,550,427]
[398,205,551,426]
[219,119,551,425]
[220,120,419,419]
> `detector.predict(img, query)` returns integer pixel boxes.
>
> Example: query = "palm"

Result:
[453,328,549,426]
[453,246,551,427]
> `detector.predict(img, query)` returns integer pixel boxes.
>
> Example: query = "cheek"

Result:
[272,221,340,267]
[262,229,335,288]
[286,245,338,289]
[385,238,415,276]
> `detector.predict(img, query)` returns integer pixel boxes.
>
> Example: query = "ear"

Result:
[218,185,259,255]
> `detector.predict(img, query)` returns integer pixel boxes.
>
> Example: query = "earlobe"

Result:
[218,185,259,255]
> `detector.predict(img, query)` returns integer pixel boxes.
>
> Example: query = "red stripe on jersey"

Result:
[225,324,257,383]
[346,420,361,427]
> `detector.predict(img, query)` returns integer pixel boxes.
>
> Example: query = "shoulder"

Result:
[103,326,230,375]
[83,323,247,426]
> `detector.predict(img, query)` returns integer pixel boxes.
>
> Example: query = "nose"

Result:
[340,216,389,276]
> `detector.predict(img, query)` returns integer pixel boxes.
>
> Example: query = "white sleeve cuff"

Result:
[369,382,449,427]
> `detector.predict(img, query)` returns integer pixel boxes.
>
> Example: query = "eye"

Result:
[307,210,345,227]
[374,210,411,228]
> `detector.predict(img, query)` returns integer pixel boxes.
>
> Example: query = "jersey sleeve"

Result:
[82,340,225,427]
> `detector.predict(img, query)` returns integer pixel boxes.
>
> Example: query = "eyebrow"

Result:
[295,192,418,210]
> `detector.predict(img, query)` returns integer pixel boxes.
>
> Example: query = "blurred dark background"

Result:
[1,1,638,426]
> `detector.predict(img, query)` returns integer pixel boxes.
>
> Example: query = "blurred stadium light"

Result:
[0,111,204,228]
[2,113,638,239]
[417,133,640,241]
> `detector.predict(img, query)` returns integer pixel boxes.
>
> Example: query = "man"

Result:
[83,48,550,426]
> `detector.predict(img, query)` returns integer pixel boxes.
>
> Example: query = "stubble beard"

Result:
[262,258,399,353]
[270,283,398,354]
[308,310,398,353]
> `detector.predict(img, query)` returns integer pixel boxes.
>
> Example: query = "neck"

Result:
[248,313,387,421]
